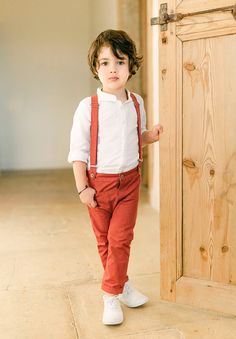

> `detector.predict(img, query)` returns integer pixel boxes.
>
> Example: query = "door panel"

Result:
[182,35,236,284]
[159,0,236,314]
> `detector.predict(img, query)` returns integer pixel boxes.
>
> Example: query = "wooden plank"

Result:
[177,15,236,39]
[176,36,183,280]
[146,0,154,196]
[177,11,234,26]
[159,0,177,301]
[177,0,236,13]
[176,277,236,315]
[178,26,236,41]
[211,33,236,285]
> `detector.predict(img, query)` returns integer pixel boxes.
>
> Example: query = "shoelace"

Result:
[106,296,120,309]
[124,283,136,296]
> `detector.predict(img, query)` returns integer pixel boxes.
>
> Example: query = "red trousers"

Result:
[88,166,141,294]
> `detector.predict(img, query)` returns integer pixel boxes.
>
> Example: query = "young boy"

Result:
[68,29,163,325]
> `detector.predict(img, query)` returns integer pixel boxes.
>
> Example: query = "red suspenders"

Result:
[89,95,99,178]
[89,94,143,178]
[130,93,143,167]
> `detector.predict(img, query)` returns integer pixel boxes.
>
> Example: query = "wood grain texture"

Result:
[159,0,178,302]
[177,14,236,40]
[176,277,236,315]
[177,11,234,26]
[176,37,183,280]
[178,26,236,42]
[177,0,236,13]
[176,1,236,40]
[182,35,236,284]
[159,0,236,313]
[146,0,154,195]
[176,0,183,8]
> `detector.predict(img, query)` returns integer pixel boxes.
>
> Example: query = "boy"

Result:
[68,29,163,325]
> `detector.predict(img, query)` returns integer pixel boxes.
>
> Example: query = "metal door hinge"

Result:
[151,3,236,31]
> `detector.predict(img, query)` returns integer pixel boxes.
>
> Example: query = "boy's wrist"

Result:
[78,185,89,195]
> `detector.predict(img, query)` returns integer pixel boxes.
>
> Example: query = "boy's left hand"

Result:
[151,124,163,142]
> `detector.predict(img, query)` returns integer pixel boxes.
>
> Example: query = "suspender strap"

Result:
[89,93,143,177]
[90,95,99,178]
[130,93,143,166]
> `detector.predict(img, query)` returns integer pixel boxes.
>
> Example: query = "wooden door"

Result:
[158,0,236,315]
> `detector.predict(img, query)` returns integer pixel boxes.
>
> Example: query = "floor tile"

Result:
[0,288,78,339]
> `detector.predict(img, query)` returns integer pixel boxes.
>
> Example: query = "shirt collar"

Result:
[97,88,132,102]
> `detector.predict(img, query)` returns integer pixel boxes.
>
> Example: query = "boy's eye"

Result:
[118,61,125,65]
[100,61,108,66]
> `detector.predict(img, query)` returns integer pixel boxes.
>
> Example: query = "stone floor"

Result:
[0,169,236,339]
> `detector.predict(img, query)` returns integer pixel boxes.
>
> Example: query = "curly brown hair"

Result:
[88,29,143,80]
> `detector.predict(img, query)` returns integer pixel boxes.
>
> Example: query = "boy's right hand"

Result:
[79,187,97,208]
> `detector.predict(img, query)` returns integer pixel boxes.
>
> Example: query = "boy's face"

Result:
[96,46,130,93]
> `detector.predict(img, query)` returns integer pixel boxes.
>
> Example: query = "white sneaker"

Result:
[102,295,123,325]
[118,281,149,308]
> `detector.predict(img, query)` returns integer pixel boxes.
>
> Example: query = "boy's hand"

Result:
[141,124,164,146]
[151,124,163,142]
[79,187,97,208]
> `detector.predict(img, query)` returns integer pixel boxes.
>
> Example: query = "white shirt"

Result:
[68,88,146,174]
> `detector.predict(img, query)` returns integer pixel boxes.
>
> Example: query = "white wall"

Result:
[0,0,117,170]
[89,0,118,93]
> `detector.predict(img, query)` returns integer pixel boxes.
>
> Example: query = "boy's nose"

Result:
[110,63,117,73]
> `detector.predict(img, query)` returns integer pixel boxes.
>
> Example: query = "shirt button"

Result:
[120,174,125,180]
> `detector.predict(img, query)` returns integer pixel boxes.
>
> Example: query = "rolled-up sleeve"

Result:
[68,98,91,164]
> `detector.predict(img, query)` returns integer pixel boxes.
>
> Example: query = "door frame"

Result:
[159,0,179,302]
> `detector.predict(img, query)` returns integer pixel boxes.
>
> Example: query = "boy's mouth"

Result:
[108,76,119,80]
